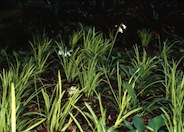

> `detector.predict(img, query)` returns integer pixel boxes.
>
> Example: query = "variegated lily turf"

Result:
[0,27,183,132]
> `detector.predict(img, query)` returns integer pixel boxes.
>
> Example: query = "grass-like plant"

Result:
[30,33,53,73]
[161,59,184,132]
[69,30,83,49]
[11,83,16,132]
[0,57,43,131]
[56,28,115,84]
[81,27,116,65]
[0,82,17,132]
[159,39,175,60]
[104,62,142,128]
[82,28,112,56]
[79,56,103,97]
[131,45,161,97]
[56,41,83,83]
[71,92,119,132]
[34,71,82,132]
[159,39,176,99]
[1,25,184,131]
[137,28,154,48]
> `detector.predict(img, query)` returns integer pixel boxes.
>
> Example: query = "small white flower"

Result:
[120,23,127,30]
[116,23,127,33]
[67,86,78,95]
[118,26,123,33]
[58,49,73,57]
[65,49,73,57]
[64,52,70,57]
[58,50,64,55]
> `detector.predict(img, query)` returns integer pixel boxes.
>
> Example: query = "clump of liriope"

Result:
[71,92,119,132]
[34,71,82,132]
[30,33,53,73]
[56,40,83,83]
[78,56,103,97]
[130,45,161,97]
[82,28,112,56]
[137,28,154,48]
[104,62,142,128]
[159,39,181,98]
[56,27,115,84]
[0,58,42,131]
[161,59,184,132]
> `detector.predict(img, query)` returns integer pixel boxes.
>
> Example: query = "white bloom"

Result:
[116,23,127,33]
[118,26,124,33]
[67,86,78,95]
[58,50,64,55]
[64,51,71,57]
[58,49,73,57]
[121,23,127,30]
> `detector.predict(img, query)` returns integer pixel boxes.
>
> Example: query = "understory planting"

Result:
[0,27,184,132]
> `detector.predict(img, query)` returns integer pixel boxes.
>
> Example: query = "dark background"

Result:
[0,0,184,51]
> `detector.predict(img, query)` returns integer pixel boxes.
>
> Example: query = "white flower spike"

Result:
[116,23,127,33]
[58,49,73,57]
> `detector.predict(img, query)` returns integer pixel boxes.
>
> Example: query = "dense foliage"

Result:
[0,1,184,131]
